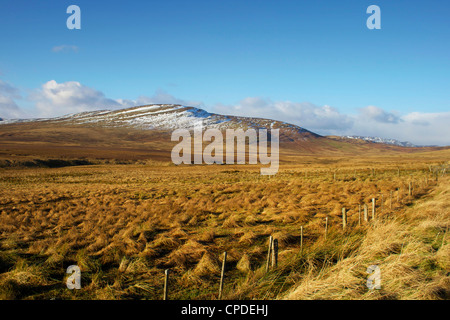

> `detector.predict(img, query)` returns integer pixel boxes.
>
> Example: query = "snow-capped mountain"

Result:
[343,135,418,147]
[0,104,317,137]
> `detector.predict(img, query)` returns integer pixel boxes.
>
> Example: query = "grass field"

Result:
[0,153,448,300]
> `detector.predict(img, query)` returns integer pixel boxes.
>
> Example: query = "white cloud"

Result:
[359,105,401,124]
[0,80,28,119]
[213,97,354,133]
[0,80,20,98]
[52,45,79,53]
[0,96,24,119]
[29,80,122,117]
[349,111,450,146]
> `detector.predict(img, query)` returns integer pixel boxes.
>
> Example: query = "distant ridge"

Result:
[342,135,421,147]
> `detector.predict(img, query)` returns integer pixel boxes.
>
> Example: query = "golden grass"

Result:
[0,156,448,300]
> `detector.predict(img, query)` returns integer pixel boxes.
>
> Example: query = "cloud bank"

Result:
[214,97,354,132]
[212,97,450,146]
[0,80,28,119]
[1,80,204,119]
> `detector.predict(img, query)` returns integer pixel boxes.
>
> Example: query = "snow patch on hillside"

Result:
[344,135,418,147]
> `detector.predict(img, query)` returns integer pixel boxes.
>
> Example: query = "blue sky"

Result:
[0,0,449,145]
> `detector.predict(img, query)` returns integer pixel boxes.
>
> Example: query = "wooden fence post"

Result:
[364,204,368,222]
[342,208,347,230]
[163,269,169,300]
[372,198,376,220]
[358,205,361,226]
[266,236,273,273]
[409,181,412,196]
[271,239,278,269]
[300,226,304,253]
[390,191,393,210]
[325,217,328,239]
[218,252,227,300]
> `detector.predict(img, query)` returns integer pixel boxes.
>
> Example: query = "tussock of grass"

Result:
[166,240,207,269]
[236,253,253,273]
[195,230,215,243]
[193,253,220,277]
